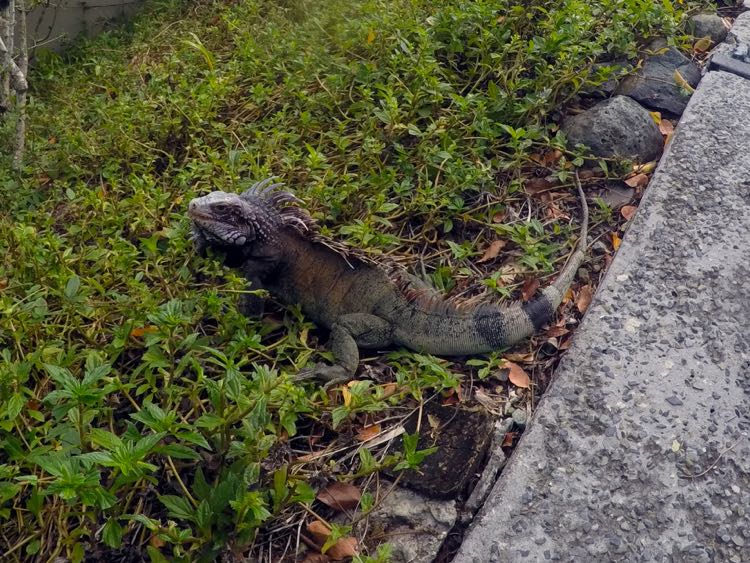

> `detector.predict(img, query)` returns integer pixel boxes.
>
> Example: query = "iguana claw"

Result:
[296,363,351,389]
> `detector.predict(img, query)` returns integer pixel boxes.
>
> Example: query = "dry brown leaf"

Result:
[492,210,507,223]
[520,277,540,302]
[545,326,569,337]
[504,360,531,389]
[381,382,398,397]
[307,520,332,545]
[149,534,166,549]
[576,285,593,314]
[327,537,359,560]
[317,482,361,512]
[356,424,382,442]
[624,173,649,188]
[504,352,534,363]
[659,119,674,137]
[563,287,574,303]
[524,177,558,195]
[611,232,622,251]
[302,554,331,563]
[501,432,515,447]
[427,414,441,431]
[477,240,507,263]
[621,205,637,221]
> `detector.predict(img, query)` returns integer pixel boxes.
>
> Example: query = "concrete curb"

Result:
[454,51,750,563]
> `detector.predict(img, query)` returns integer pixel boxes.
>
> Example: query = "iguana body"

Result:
[188,178,588,383]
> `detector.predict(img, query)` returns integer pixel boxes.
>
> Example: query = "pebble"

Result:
[512,409,528,428]
[666,395,684,406]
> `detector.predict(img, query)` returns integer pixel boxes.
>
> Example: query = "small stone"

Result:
[665,395,683,406]
[563,96,663,162]
[615,41,701,115]
[689,14,728,44]
[512,409,528,428]
[732,535,745,547]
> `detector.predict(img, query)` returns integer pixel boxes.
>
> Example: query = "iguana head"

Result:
[188,178,313,253]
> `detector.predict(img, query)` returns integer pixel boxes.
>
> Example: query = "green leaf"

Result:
[159,494,195,522]
[5,394,25,420]
[102,518,123,548]
[44,364,77,391]
[147,545,170,563]
[64,275,80,299]
[177,430,210,450]
[158,444,200,460]
[195,413,223,430]
[195,499,213,531]
[133,431,167,457]
[0,482,21,503]
[89,428,123,450]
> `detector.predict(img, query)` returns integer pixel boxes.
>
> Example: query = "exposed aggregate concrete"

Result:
[454,70,750,562]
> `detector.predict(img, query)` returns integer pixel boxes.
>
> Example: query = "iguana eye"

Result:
[213,203,230,214]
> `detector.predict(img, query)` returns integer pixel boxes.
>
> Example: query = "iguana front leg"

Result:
[300,313,393,387]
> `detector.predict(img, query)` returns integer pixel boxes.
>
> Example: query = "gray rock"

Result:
[689,14,728,44]
[600,182,635,208]
[453,70,750,563]
[511,408,528,428]
[615,42,701,115]
[563,96,663,162]
[357,484,456,563]
[583,62,633,97]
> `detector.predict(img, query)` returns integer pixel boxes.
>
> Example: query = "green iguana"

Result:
[188,176,588,384]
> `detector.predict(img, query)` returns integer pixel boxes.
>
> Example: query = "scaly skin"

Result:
[188,177,588,384]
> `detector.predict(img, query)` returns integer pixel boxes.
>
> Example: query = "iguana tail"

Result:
[391,173,588,355]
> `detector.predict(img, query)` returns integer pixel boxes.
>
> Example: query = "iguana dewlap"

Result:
[188,178,588,384]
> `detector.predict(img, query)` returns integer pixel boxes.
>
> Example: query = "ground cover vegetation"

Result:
[0,0,707,560]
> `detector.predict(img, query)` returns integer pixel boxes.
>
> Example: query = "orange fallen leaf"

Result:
[366,30,376,44]
[624,173,649,188]
[520,277,540,302]
[659,119,674,138]
[381,382,398,397]
[501,432,516,447]
[130,325,159,338]
[307,520,331,545]
[327,536,359,560]
[611,232,622,251]
[576,285,593,314]
[149,534,166,549]
[356,423,382,442]
[317,482,361,512]
[621,205,637,221]
[492,210,507,223]
[477,240,507,263]
[503,360,531,389]
[301,554,330,563]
